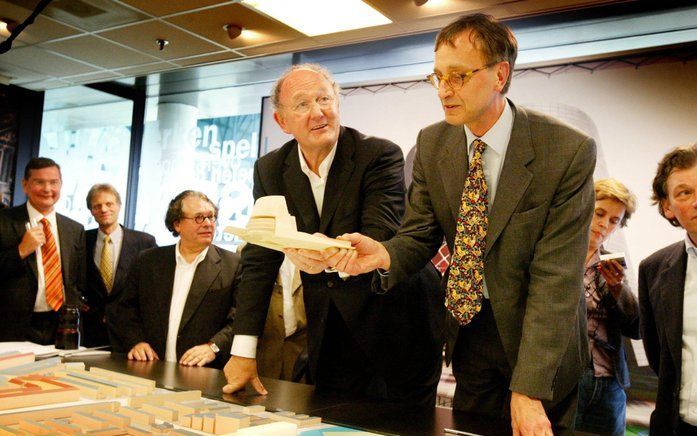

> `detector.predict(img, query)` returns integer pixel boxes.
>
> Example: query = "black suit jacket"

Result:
[0,204,86,341]
[110,244,240,369]
[639,240,687,435]
[233,126,443,387]
[83,226,157,348]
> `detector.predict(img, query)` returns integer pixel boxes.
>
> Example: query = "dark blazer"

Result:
[382,102,597,404]
[0,203,86,341]
[639,240,687,435]
[83,226,157,348]
[592,247,640,388]
[233,126,443,389]
[110,244,240,369]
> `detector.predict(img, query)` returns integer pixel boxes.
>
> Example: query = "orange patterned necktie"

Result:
[445,138,488,325]
[40,218,64,311]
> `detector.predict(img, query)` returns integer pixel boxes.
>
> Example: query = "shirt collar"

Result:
[298,141,338,179]
[463,99,513,156]
[26,202,57,226]
[175,240,210,267]
[685,233,697,256]
[98,225,123,244]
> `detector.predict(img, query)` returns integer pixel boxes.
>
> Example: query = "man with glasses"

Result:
[223,64,443,405]
[323,14,596,435]
[111,190,240,369]
[83,183,156,349]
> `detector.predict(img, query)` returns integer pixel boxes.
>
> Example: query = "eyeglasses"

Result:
[287,95,335,114]
[181,215,217,224]
[426,62,499,90]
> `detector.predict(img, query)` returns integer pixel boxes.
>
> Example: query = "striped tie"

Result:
[100,235,114,293]
[40,218,64,311]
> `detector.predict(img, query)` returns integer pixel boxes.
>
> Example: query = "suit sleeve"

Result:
[606,282,640,339]
[358,141,405,241]
[109,252,147,351]
[73,227,87,303]
[638,259,660,374]
[231,160,285,337]
[383,130,445,287]
[0,226,24,278]
[210,253,242,355]
[509,136,596,399]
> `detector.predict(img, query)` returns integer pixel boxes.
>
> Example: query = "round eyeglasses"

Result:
[426,62,499,90]
[181,215,217,224]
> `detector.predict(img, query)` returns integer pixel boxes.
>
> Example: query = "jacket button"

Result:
[327,281,334,288]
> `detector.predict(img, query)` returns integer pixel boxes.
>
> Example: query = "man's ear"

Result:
[661,199,676,220]
[495,61,510,93]
[274,111,291,134]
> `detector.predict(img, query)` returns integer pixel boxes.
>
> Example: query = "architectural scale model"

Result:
[224,196,354,252]
[0,350,319,435]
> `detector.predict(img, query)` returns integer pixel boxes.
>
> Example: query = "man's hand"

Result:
[283,241,329,275]
[222,355,267,395]
[18,226,45,259]
[322,233,390,276]
[179,344,216,367]
[127,342,159,361]
[510,392,553,436]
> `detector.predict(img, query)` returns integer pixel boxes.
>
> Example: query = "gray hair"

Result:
[270,63,341,109]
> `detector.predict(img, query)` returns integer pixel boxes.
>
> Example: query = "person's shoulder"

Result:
[123,227,156,244]
[0,204,25,222]
[257,137,296,167]
[56,213,84,231]
[139,244,171,261]
[517,104,591,142]
[640,240,685,270]
[211,244,241,265]
[343,126,401,157]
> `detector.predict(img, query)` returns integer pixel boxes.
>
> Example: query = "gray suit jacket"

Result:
[0,203,86,341]
[383,101,596,403]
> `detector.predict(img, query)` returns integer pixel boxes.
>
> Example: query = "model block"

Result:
[0,375,80,411]
[43,419,83,434]
[87,368,156,390]
[117,407,155,426]
[227,404,265,414]
[140,403,178,421]
[189,414,204,431]
[269,411,322,427]
[84,427,128,435]
[127,390,201,408]
[92,411,130,428]
[0,353,34,371]
[62,373,119,397]
[0,401,120,425]
[66,371,130,396]
[124,425,151,436]
[71,412,111,430]
[56,376,105,399]
[18,419,54,434]
[0,357,64,376]
[235,421,297,436]
[0,425,24,435]
[213,412,250,434]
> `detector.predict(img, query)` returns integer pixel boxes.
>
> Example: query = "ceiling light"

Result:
[242,0,391,36]
[224,24,243,40]
[0,18,19,34]
[414,0,428,5]
[155,38,169,51]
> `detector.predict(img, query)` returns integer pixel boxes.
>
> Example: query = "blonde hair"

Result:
[594,178,637,227]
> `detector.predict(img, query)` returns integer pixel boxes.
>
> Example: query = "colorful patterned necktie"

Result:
[445,138,488,325]
[40,218,64,311]
[100,234,114,293]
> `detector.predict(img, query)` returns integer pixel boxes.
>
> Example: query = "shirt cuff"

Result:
[230,335,258,358]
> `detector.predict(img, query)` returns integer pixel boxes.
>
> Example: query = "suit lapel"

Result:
[283,143,320,233]
[155,247,177,339]
[113,226,135,296]
[178,247,220,333]
[656,244,686,372]
[485,104,534,257]
[319,128,355,234]
[437,125,468,221]
[56,214,74,288]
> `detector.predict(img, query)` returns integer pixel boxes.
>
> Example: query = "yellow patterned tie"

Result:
[100,235,114,293]
[446,138,488,325]
[40,218,64,311]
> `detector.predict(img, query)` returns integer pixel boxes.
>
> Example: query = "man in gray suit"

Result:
[0,157,85,344]
[324,14,596,435]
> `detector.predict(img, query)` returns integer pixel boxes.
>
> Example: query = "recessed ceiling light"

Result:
[242,0,391,36]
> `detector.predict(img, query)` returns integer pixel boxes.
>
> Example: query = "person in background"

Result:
[575,178,639,436]
[111,190,240,369]
[83,183,156,349]
[0,157,85,344]
[640,144,697,435]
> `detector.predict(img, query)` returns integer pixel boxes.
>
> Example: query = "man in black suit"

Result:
[111,190,239,369]
[222,64,442,405]
[0,157,85,344]
[639,144,697,435]
[83,184,156,348]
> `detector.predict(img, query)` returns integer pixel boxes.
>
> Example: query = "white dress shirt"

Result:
[93,225,123,274]
[27,202,62,312]
[681,235,697,425]
[231,141,338,358]
[462,100,514,298]
[165,242,209,363]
